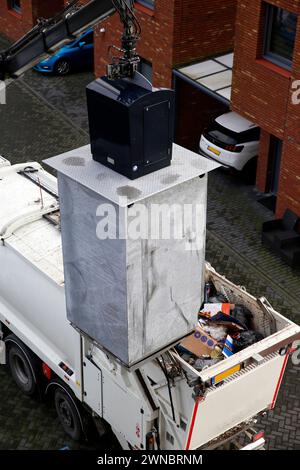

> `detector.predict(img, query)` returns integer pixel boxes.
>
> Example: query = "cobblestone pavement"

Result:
[0,60,299,450]
[21,70,92,134]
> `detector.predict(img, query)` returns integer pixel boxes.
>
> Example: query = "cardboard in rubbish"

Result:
[180,325,221,357]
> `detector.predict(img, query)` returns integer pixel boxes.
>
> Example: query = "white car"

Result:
[199,112,260,172]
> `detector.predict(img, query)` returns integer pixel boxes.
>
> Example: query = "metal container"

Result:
[45,144,219,367]
[87,77,175,179]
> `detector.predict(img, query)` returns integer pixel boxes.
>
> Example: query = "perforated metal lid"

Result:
[44,143,220,207]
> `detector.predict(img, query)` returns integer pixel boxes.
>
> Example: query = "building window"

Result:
[264,4,298,69]
[8,0,22,13]
[137,0,155,10]
[138,58,153,83]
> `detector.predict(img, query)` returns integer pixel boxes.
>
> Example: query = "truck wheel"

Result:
[6,335,38,397]
[54,387,83,441]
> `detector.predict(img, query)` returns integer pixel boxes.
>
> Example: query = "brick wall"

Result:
[173,0,237,66]
[32,0,64,22]
[1,0,237,86]
[0,0,34,41]
[93,0,237,87]
[0,0,238,160]
[232,0,300,218]
[0,0,64,42]
[93,1,175,88]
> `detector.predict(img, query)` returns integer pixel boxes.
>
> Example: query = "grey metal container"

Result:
[45,144,219,367]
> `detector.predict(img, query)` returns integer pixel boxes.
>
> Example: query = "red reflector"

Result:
[225,145,244,153]
[42,363,52,380]
[253,431,265,442]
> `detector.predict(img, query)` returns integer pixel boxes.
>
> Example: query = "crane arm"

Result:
[0,0,140,81]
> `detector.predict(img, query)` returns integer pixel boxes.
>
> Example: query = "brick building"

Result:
[0,1,237,149]
[92,0,237,88]
[0,1,236,83]
[232,0,300,219]
[0,0,64,41]
[93,0,237,149]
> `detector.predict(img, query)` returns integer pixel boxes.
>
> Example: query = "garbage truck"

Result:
[0,150,299,450]
[0,0,300,451]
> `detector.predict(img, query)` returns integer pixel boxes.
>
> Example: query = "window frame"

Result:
[136,0,155,11]
[263,3,297,70]
[8,0,22,14]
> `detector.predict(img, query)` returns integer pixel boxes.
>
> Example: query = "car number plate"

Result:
[208,146,221,156]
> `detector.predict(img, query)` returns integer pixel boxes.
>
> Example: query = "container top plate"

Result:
[44,143,220,207]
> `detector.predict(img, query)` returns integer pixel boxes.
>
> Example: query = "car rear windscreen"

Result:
[205,122,260,146]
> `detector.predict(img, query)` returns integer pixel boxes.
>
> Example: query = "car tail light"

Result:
[42,362,52,380]
[253,430,265,442]
[225,145,244,153]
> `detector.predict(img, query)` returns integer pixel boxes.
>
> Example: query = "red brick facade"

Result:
[93,0,237,88]
[0,0,33,41]
[173,0,237,66]
[0,0,64,42]
[1,0,237,87]
[0,0,237,154]
[93,1,175,88]
[232,0,300,218]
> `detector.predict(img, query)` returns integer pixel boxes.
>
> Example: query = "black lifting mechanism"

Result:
[0,1,140,81]
[0,0,175,180]
[106,0,141,80]
[86,0,175,179]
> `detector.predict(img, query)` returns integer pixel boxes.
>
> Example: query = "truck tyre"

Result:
[54,387,83,441]
[6,335,38,397]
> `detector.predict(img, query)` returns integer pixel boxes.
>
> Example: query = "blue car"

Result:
[34,29,94,75]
